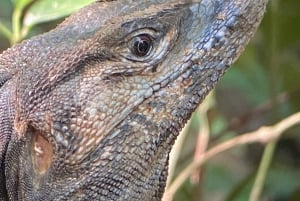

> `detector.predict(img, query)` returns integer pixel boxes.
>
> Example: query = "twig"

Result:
[249,0,281,199]
[249,140,277,201]
[190,99,211,184]
[166,111,300,197]
[166,121,190,186]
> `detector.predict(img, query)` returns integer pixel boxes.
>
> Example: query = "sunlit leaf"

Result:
[23,0,95,27]
[11,0,33,9]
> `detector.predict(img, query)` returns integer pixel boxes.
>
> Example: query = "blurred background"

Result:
[0,0,299,201]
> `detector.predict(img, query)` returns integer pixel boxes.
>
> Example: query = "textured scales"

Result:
[0,0,267,200]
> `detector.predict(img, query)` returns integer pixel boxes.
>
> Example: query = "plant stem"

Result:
[249,0,280,199]
[249,140,277,201]
[166,112,300,197]
[12,7,22,44]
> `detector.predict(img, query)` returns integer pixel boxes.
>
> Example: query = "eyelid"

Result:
[124,28,159,43]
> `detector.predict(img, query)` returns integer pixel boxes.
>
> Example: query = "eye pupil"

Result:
[132,35,152,57]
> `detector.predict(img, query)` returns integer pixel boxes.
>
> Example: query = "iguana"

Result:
[0,0,268,200]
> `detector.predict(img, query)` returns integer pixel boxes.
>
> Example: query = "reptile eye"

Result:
[130,34,153,57]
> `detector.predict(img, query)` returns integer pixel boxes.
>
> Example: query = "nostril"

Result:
[31,129,53,174]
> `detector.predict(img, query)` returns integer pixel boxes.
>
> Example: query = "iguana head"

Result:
[0,0,267,200]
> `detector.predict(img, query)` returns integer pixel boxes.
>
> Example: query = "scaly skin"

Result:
[0,0,267,200]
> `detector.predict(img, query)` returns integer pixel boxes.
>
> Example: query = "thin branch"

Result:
[166,121,190,187]
[190,101,210,184]
[249,0,281,199]
[165,111,300,198]
[249,140,277,201]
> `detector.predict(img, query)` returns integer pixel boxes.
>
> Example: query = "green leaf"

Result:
[0,20,13,40]
[265,165,300,198]
[11,0,33,9]
[219,45,269,105]
[10,0,16,6]
[23,0,95,27]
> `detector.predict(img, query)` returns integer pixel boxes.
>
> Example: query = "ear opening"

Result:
[0,71,12,88]
[31,128,53,175]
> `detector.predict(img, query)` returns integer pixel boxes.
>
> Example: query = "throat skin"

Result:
[0,0,268,200]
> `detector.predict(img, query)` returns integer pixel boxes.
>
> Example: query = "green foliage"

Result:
[23,0,95,27]
[0,0,94,44]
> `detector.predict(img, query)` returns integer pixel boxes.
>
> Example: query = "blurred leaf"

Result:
[0,20,12,40]
[23,0,95,27]
[264,165,300,199]
[276,0,300,50]
[210,115,227,136]
[11,0,33,9]
[10,0,18,5]
[220,45,269,105]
